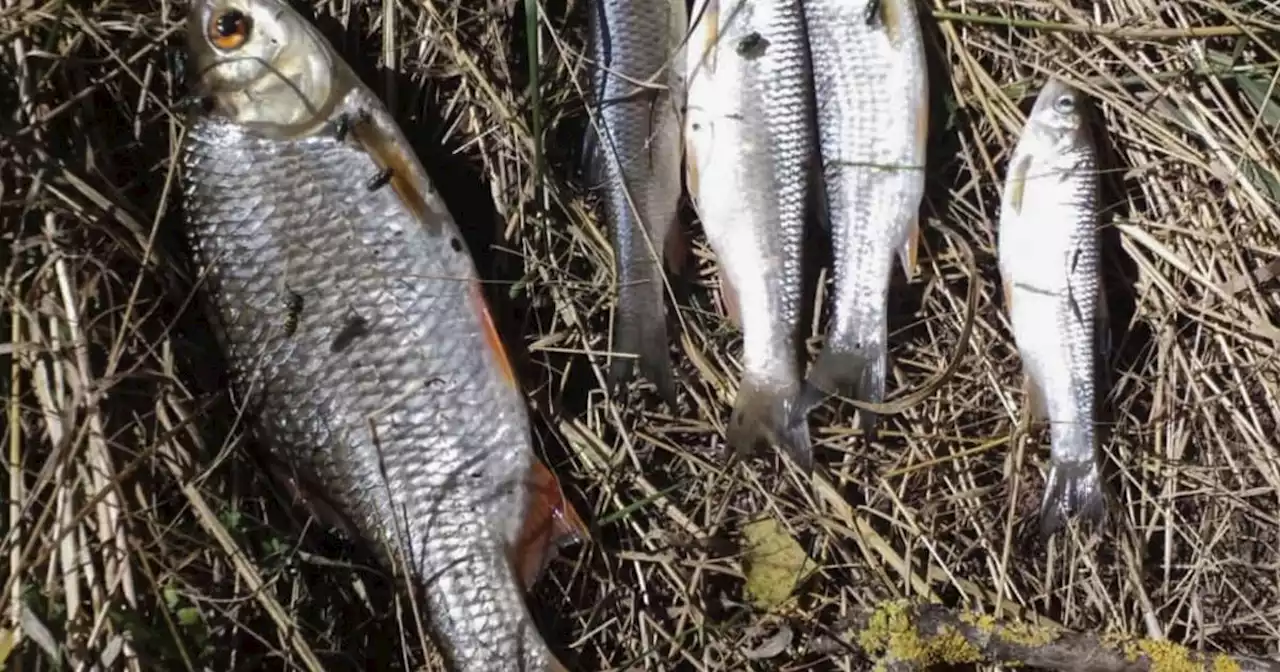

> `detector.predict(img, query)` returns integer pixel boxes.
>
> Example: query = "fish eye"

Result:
[207,8,252,51]
[1053,94,1075,115]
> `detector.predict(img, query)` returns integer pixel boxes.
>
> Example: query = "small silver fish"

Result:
[997,79,1106,536]
[179,0,584,667]
[800,0,929,438]
[586,0,689,405]
[685,0,815,468]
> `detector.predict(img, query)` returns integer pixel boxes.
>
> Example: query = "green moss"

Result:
[1135,638,1200,672]
[857,601,982,667]
[1212,654,1242,672]
[959,611,997,635]
[996,620,1060,647]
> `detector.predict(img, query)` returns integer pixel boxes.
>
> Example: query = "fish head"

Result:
[186,0,343,130]
[1026,78,1090,154]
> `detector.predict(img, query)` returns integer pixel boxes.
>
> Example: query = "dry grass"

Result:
[3,0,1280,669]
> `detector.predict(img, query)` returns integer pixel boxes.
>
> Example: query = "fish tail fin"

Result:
[727,377,812,472]
[1039,460,1106,538]
[799,326,888,437]
[610,263,677,405]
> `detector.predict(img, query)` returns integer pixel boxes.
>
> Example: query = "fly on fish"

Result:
[178,0,586,667]
[997,78,1108,537]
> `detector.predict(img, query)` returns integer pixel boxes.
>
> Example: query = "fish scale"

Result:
[997,79,1105,537]
[800,0,928,438]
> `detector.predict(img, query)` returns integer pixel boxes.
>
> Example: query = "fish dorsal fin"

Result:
[1006,153,1033,216]
[344,107,448,234]
[689,0,719,75]
[511,459,589,590]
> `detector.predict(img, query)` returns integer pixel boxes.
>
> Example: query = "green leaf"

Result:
[177,607,202,627]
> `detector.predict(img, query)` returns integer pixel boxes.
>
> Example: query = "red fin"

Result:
[511,459,589,589]
[468,281,519,390]
[718,267,741,328]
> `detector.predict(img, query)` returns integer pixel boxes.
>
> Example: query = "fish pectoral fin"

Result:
[898,216,922,279]
[1001,274,1015,318]
[872,0,903,43]
[717,266,741,328]
[346,108,439,227]
[1006,153,1033,216]
[512,459,590,590]
[1021,370,1048,421]
[689,0,719,74]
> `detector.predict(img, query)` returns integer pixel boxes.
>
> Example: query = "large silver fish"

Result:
[179,0,585,667]
[997,79,1106,536]
[684,0,815,468]
[586,0,688,405]
[800,0,929,439]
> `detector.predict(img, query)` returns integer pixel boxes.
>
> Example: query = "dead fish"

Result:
[684,0,815,469]
[179,0,586,667]
[798,0,929,439]
[997,79,1106,537]
[585,0,689,405]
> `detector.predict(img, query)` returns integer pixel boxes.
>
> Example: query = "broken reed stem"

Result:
[832,600,1279,672]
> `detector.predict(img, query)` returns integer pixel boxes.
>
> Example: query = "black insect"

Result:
[330,313,370,353]
[283,289,305,337]
[330,113,353,142]
[735,32,769,59]
[365,168,394,192]
[865,0,882,26]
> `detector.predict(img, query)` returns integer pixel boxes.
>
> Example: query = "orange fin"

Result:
[898,217,921,279]
[511,459,589,590]
[468,281,520,390]
[718,267,741,328]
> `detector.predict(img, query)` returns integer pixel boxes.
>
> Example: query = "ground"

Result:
[2,0,1279,670]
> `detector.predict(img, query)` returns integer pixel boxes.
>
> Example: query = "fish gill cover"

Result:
[2,0,1280,670]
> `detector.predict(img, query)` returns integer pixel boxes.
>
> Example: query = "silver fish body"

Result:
[587,0,688,404]
[996,79,1105,536]
[685,0,815,468]
[180,0,574,668]
[801,0,928,435]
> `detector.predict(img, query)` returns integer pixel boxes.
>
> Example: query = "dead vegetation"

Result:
[3,0,1280,670]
